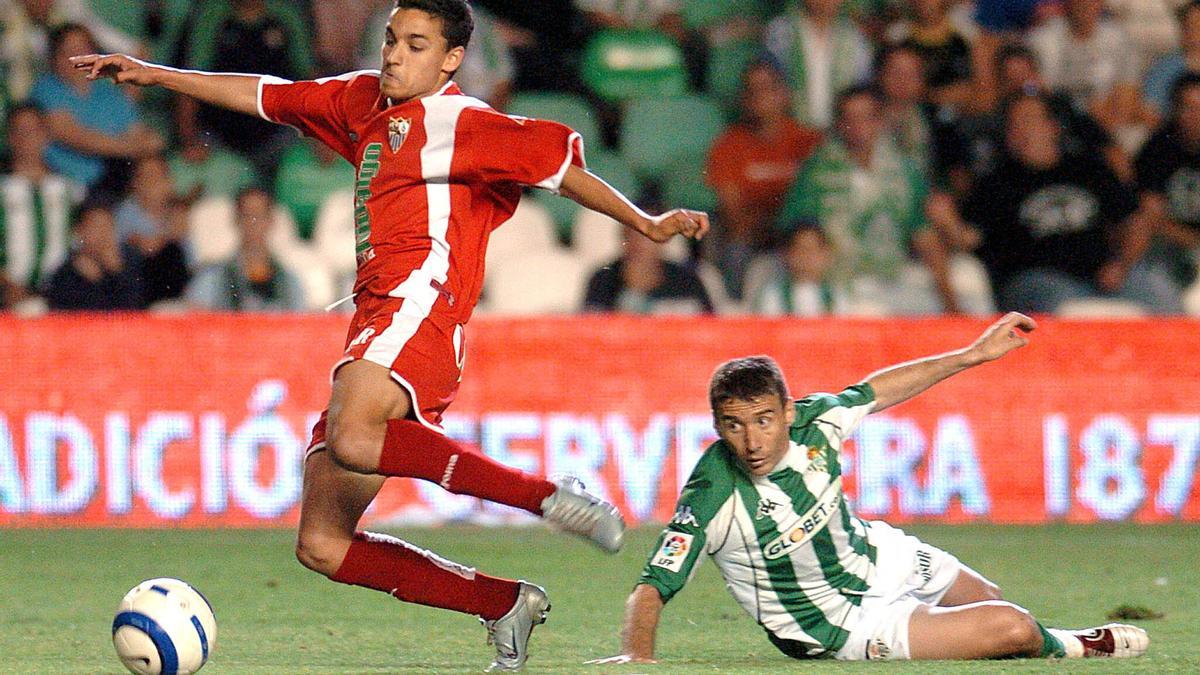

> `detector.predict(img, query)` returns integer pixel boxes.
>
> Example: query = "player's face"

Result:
[715,395,795,477]
[379,9,465,103]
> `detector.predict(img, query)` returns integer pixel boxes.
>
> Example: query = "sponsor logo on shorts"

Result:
[349,327,376,348]
[915,548,934,585]
[650,532,693,572]
[866,638,892,660]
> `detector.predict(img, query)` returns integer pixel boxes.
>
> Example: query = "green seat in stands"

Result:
[507,92,603,154]
[706,39,762,112]
[531,148,642,240]
[274,141,356,241]
[661,160,718,214]
[620,95,724,183]
[681,0,769,30]
[581,29,688,102]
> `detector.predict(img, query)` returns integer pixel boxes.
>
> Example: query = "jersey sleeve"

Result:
[637,446,733,603]
[257,74,360,162]
[794,383,877,445]
[451,108,586,192]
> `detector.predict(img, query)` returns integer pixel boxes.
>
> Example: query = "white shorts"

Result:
[836,521,961,661]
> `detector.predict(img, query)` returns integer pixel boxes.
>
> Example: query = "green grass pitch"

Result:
[1,524,1197,673]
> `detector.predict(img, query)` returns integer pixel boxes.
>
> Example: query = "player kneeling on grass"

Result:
[591,313,1148,664]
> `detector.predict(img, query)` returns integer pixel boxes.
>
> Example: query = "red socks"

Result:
[331,531,519,620]
[377,420,555,515]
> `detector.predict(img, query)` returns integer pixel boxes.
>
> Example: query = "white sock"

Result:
[1048,629,1084,658]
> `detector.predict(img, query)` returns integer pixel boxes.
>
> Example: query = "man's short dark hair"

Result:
[395,0,474,50]
[995,42,1038,76]
[48,22,96,59]
[709,356,791,413]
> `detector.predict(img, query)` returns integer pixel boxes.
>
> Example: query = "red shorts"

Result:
[307,292,465,454]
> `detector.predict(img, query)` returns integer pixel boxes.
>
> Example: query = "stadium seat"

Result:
[311,190,358,304]
[506,92,603,153]
[948,254,997,316]
[188,196,238,266]
[581,29,688,102]
[1184,279,1200,316]
[482,250,589,315]
[681,0,768,30]
[572,208,625,269]
[661,159,718,215]
[487,198,560,276]
[1056,298,1148,318]
[87,0,146,39]
[620,95,725,183]
[696,259,737,314]
[705,39,761,110]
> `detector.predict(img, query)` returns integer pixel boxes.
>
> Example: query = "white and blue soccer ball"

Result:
[112,578,217,675]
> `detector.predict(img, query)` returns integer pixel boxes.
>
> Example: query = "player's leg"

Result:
[908,600,1045,659]
[936,565,1002,606]
[325,359,624,551]
[294,449,525,621]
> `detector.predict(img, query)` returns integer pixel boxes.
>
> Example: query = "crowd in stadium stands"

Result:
[3,0,1200,317]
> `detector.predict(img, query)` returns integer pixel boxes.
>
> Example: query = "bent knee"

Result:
[325,423,382,474]
[990,605,1041,656]
[295,530,352,577]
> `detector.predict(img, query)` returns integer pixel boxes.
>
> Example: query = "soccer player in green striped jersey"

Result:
[592,312,1149,663]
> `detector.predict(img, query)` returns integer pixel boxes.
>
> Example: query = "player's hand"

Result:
[69,53,160,87]
[583,654,658,665]
[643,209,709,243]
[967,312,1037,364]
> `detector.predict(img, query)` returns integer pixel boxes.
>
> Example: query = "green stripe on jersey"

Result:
[733,477,850,651]
[30,186,46,289]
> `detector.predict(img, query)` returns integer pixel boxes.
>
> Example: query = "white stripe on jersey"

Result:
[3,178,34,286]
[362,93,488,412]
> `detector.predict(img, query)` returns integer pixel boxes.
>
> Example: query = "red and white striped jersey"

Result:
[257,72,585,324]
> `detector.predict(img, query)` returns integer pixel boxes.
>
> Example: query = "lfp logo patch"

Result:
[650,532,693,572]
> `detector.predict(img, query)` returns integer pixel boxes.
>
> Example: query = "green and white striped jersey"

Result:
[1,174,79,291]
[639,384,878,657]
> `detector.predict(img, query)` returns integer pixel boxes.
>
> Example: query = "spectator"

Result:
[167,133,259,202]
[876,43,964,184]
[584,230,713,314]
[29,23,163,190]
[179,0,314,172]
[705,59,821,298]
[776,85,960,315]
[955,43,1129,190]
[0,0,145,102]
[472,0,588,93]
[765,0,873,129]
[312,0,393,73]
[274,139,354,242]
[1136,73,1200,291]
[749,223,849,315]
[959,93,1181,314]
[885,0,974,108]
[44,200,145,311]
[1027,0,1155,137]
[1144,1,1200,118]
[1106,0,1186,70]
[970,0,1057,111]
[187,186,306,312]
[114,155,191,305]
[0,103,80,311]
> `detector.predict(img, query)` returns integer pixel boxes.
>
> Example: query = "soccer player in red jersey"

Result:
[72,1,709,669]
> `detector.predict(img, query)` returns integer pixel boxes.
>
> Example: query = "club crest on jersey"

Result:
[755,498,781,520]
[388,116,411,153]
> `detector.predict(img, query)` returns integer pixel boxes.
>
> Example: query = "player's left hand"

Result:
[967,312,1037,363]
[583,654,659,665]
[643,209,709,243]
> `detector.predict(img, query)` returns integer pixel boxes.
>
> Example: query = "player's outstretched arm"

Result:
[68,54,261,117]
[559,164,709,243]
[865,312,1037,412]
[584,584,664,665]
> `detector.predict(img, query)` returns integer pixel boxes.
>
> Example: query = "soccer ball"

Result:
[112,578,217,675]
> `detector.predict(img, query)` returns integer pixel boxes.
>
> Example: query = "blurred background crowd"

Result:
[3,0,1200,318]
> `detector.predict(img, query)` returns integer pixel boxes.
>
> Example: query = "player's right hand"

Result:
[69,54,159,87]
[583,654,658,666]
